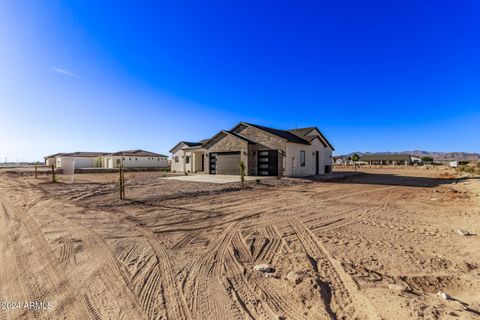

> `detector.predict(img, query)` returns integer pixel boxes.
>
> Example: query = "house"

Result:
[102,150,168,168]
[333,156,353,166]
[53,152,106,169]
[44,149,168,169]
[169,122,334,177]
[44,153,67,166]
[360,154,413,165]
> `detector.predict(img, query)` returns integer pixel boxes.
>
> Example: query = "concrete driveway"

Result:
[162,174,268,184]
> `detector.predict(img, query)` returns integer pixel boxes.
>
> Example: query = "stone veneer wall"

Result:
[204,132,249,174]
[232,125,287,176]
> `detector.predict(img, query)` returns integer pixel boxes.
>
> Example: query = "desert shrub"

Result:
[256,178,261,184]
[458,166,475,174]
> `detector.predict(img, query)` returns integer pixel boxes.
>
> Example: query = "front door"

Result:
[201,154,205,171]
[209,153,217,174]
[315,151,319,175]
[258,150,278,176]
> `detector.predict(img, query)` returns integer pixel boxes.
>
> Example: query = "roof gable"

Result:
[232,122,310,145]
[202,130,255,149]
[288,127,334,150]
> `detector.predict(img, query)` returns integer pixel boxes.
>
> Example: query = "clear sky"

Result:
[1,1,479,162]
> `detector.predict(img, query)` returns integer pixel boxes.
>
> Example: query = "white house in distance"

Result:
[44,150,168,169]
[102,150,168,168]
[53,152,106,169]
[169,122,334,177]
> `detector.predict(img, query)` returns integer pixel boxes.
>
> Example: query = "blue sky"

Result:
[1,1,479,162]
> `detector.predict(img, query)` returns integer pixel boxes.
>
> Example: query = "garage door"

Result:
[211,152,241,175]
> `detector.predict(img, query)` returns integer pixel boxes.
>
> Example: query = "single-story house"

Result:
[53,152,106,169]
[333,156,354,166]
[44,153,68,166]
[360,154,414,165]
[102,150,168,168]
[169,122,334,177]
[44,150,168,169]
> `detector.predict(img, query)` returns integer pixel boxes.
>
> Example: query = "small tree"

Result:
[239,161,246,188]
[351,154,360,172]
[421,156,433,163]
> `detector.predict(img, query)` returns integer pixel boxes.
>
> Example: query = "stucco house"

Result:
[44,150,168,169]
[102,150,168,168]
[50,152,106,169]
[44,153,68,166]
[169,122,334,177]
[360,154,414,165]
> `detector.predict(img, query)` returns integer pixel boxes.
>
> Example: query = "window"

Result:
[186,156,190,164]
[175,156,179,163]
[300,151,305,167]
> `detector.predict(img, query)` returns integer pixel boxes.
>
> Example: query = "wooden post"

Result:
[51,164,56,183]
[122,166,125,199]
[119,165,125,200]
[119,165,123,200]
[35,164,38,179]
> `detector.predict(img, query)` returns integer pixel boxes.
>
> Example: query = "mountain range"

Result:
[339,151,480,161]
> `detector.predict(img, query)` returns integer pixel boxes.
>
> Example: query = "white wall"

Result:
[171,149,185,172]
[56,157,97,168]
[105,156,168,168]
[285,139,332,177]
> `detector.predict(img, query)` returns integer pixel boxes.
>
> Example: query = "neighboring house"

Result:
[360,154,413,165]
[44,153,67,166]
[44,150,168,169]
[170,122,334,177]
[54,152,106,169]
[102,150,168,168]
[333,156,353,166]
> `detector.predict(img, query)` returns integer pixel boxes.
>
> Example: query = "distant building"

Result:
[360,154,414,165]
[44,150,168,169]
[52,152,106,169]
[333,156,353,166]
[102,150,168,168]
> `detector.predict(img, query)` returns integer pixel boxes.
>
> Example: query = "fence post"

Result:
[119,165,125,199]
[35,164,38,179]
[122,166,125,199]
[51,164,56,183]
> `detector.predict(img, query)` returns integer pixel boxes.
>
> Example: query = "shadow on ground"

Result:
[306,171,479,188]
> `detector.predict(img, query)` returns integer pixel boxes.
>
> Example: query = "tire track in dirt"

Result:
[289,218,381,319]
[184,222,240,320]
[0,197,90,320]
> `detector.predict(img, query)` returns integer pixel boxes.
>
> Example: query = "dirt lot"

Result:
[0,168,479,319]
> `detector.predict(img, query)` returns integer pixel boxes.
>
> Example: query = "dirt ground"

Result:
[0,167,479,319]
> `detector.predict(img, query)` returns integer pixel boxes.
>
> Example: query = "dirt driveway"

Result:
[0,168,479,319]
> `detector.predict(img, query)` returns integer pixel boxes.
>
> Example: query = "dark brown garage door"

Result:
[210,152,241,175]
